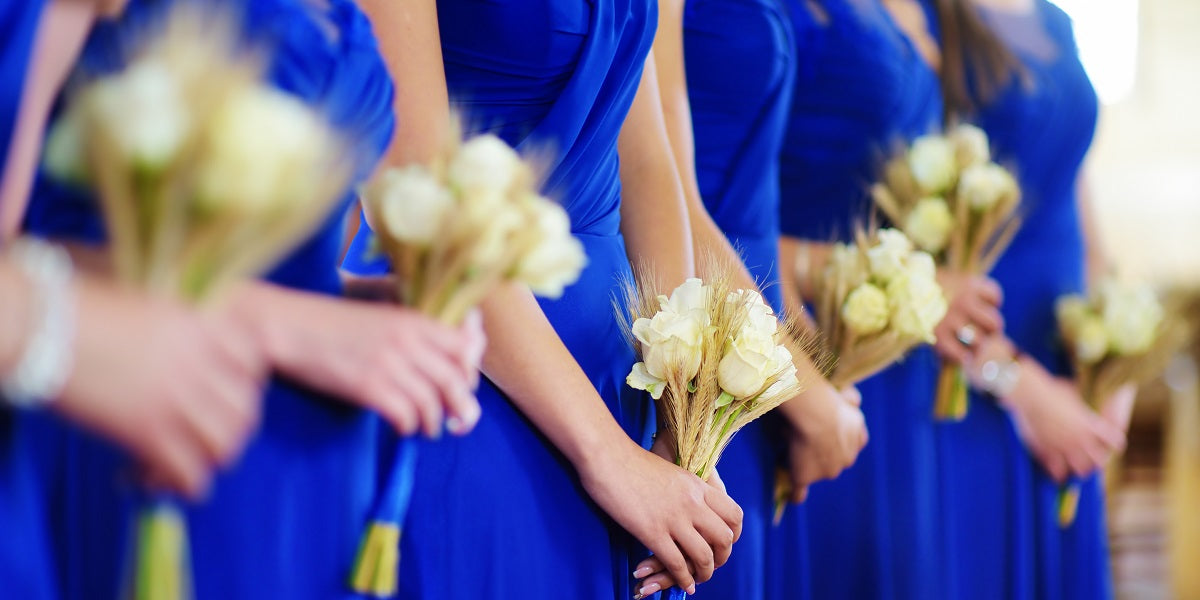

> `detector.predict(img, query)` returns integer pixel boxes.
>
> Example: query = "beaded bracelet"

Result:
[1,239,76,408]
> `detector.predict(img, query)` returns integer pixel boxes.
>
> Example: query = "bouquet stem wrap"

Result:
[349,438,418,597]
[126,500,191,600]
[933,362,969,421]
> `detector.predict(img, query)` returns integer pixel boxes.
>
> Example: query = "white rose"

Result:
[468,198,525,266]
[718,332,793,399]
[908,135,957,195]
[659,277,712,325]
[88,58,191,169]
[887,270,948,343]
[728,289,779,339]
[1055,295,1091,336]
[514,199,587,298]
[905,250,937,281]
[1075,316,1110,364]
[448,134,523,194]
[867,228,914,283]
[950,124,990,168]
[957,163,1017,212]
[633,309,707,381]
[196,86,328,213]
[365,166,454,245]
[627,362,667,400]
[842,283,890,336]
[904,197,954,253]
[761,361,801,402]
[1101,283,1163,356]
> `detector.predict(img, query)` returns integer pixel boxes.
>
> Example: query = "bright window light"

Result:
[1050,0,1140,104]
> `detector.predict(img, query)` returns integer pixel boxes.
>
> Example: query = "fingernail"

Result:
[446,416,465,435]
[633,566,653,578]
[464,401,481,427]
[687,584,696,594]
[634,582,660,599]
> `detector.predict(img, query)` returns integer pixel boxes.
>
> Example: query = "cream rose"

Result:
[958,163,1017,211]
[904,197,954,253]
[1075,316,1110,364]
[828,243,869,288]
[633,309,707,381]
[1055,295,1091,336]
[196,86,327,213]
[514,200,587,298]
[950,124,990,168]
[887,270,948,343]
[842,283,890,336]
[365,166,454,246]
[718,332,794,399]
[908,135,957,195]
[89,58,191,169]
[448,134,522,194]
[867,228,914,283]
[1101,283,1163,356]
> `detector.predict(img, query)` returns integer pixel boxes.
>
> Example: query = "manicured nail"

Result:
[633,566,653,578]
[446,416,465,435]
[634,582,660,599]
[686,584,696,594]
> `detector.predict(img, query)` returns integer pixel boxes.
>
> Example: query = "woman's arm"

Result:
[0,0,100,238]
[1075,166,1112,288]
[650,0,866,495]
[354,5,740,592]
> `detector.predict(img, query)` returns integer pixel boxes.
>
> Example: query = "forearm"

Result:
[1075,173,1111,287]
[618,54,694,290]
[0,0,97,238]
[479,284,638,470]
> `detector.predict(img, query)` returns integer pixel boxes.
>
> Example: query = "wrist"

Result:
[572,421,645,483]
[229,282,295,371]
[0,239,76,407]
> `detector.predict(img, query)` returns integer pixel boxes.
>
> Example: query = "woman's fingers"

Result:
[671,525,715,584]
[704,483,744,542]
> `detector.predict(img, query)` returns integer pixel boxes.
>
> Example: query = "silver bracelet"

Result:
[978,356,1021,399]
[1,239,76,408]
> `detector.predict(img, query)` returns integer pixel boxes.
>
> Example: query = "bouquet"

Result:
[772,227,946,524]
[1053,280,1187,526]
[623,276,806,479]
[348,130,587,596]
[812,228,948,389]
[872,124,1022,420]
[44,8,354,600]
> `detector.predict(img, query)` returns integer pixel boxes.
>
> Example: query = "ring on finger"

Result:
[956,324,978,347]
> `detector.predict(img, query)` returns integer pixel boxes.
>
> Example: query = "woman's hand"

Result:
[53,278,268,499]
[934,271,1004,365]
[970,337,1125,482]
[578,436,742,595]
[233,283,484,438]
[778,383,868,501]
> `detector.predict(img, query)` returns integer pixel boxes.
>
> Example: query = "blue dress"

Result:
[23,1,396,597]
[341,1,658,598]
[937,3,1107,599]
[681,1,796,598]
[0,1,61,598]
[773,1,945,598]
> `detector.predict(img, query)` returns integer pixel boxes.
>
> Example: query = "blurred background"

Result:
[1052,0,1200,597]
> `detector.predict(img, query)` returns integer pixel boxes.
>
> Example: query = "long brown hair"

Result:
[933,0,1024,121]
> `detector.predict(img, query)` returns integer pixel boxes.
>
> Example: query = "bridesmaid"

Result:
[931,1,1128,598]
[23,0,485,597]
[637,0,869,597]
[772,1,999,598]
[2,1,266,596]
[346,1,743,598]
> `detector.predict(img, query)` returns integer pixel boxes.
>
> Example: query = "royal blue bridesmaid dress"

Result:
[680,0,796,598]
[23,1,397,597]
[772,1,945,598]
[0,1,61,597]
[341,1,659,598]
[936,2,1107,598]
